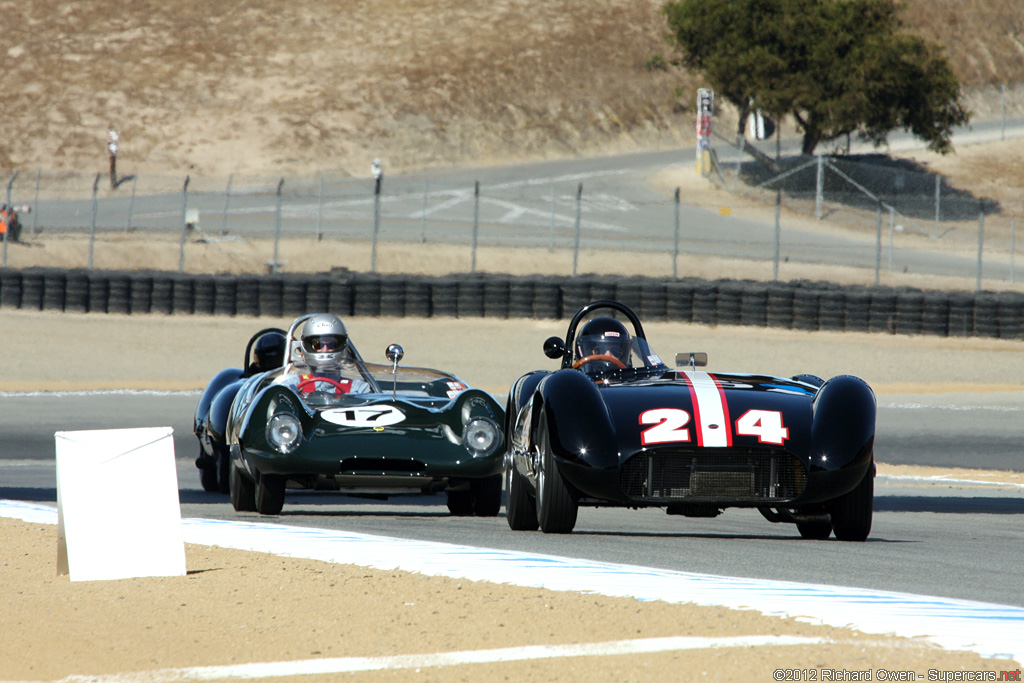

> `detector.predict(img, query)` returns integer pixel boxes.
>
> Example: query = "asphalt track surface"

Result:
[1,390,1022,610]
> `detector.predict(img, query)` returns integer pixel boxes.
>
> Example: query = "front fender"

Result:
[539,369,618,470]
[809,375,875,484]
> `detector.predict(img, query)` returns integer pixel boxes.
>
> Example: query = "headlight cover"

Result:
[267,413,302,454]
[463,417,500,457]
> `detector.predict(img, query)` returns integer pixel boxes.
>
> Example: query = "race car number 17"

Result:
[321,406,407,428]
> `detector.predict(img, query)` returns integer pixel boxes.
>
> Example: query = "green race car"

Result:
[199,313,505,516]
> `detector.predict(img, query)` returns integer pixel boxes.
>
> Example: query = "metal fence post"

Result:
[572,183,582,277]
[1011,218,1017,284]
[888,206,895,271]
[874,202,882,286]
[471,181,480,273]
[31,169,40,234]
[177,175,190,273]
[3,172,18,266]
[89,173,100,270]
[976,204,984,292]
[271,177,284,273]
[773,189,781,281]
[125,174,137,232]
[672,187,680,279]
[549,181,556,249]
[1001,83,1006,142]
[315,172,324,240]
[934,174,941,237]
[371,174,382,273]
[420,179,428,244]
[221,173,233,234]
[814,154,823,220]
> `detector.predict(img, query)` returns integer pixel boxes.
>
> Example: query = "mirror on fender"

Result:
[543,336,566,359]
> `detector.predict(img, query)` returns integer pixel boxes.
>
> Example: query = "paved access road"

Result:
[23,119,1024,281]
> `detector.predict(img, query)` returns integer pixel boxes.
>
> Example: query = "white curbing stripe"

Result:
[3,500,1022,665]
[3,636,835,683]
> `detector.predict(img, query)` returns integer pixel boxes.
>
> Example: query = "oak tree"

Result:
[663,0,969,155]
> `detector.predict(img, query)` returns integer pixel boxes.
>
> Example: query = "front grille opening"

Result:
[339,457,427,474]
[620,449,805,503]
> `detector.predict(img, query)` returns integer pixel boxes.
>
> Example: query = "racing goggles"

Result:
[304,334,346,353]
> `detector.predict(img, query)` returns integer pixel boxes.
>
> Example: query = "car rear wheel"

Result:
[255,473,286,515]
[199,446,219,493]
[471,475,502,516]
[216,444,231,495]
[505,463,539,530]
[827,466,873,542]
[535,414,578,533]
[796,518,833,540]
[446,489,474,515]
[229,462,257,512]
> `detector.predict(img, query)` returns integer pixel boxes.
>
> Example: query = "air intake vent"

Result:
[620,448,805,503]
[339,457,427,474]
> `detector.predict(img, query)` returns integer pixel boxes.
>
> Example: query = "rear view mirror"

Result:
[543,336,566,359]
[675,352,708,369]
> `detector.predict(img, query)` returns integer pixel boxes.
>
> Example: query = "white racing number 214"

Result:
[639,408,788,445]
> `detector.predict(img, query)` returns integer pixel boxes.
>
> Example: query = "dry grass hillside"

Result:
[1,0,1022,179]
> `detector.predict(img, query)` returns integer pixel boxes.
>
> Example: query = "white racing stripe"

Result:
[2,500,1023,672]
[3,635,833,683]
[682,371,731,447]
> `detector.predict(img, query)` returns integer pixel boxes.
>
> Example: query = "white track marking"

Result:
[2,501,1022,667]
[4,636,837,683]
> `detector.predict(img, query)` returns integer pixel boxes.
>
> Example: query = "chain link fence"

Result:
[3,90,1022,290]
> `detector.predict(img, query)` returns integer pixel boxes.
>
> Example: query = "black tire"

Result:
[471,474,502,517]
[534,414,578,533]
[255,473,286,515]
[505,463,539,531]
[827,467,874,542]
[446,489,474,515]
[198,445,220,493]
[796,517,833,540]
[216,444,231,495]
[229,462,257,512]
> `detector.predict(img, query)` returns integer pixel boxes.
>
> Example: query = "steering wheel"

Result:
[572,353,627,370]
[296,376,349,393]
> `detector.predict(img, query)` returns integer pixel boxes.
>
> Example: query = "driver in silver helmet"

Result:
[282,314,370,395]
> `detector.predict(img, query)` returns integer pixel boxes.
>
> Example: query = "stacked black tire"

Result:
[2,266,1024,340]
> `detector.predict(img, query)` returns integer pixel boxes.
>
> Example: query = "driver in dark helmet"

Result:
[574,317,632,376]
[245,332,287,376]
[278,313,370,395]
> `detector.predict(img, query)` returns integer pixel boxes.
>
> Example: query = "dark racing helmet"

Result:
[253,332,287,372]
[299,314,349,373]
[575,317,631,374]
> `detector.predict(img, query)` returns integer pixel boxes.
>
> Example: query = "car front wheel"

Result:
[534,414,578,533]
[229,462,257,512]
[505,463,539,531]
[827,466,874,542]
[255,473,286,515]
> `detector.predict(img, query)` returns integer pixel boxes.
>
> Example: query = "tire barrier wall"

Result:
[2,267,1022,340]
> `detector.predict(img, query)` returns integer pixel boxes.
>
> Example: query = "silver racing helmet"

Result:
[299,314,349,373]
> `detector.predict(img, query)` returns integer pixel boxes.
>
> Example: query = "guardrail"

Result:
[1,267,1021,340]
